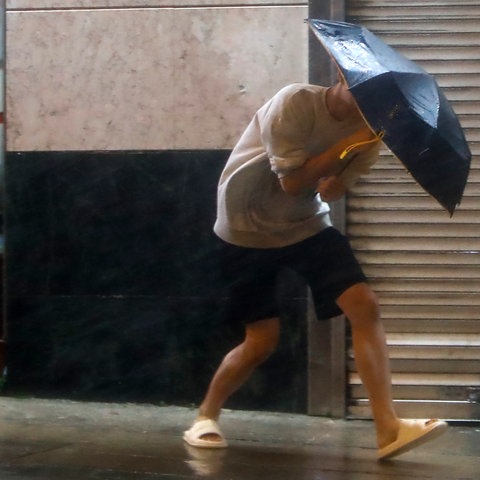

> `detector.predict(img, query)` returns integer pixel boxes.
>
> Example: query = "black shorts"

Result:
[219,227,367,324]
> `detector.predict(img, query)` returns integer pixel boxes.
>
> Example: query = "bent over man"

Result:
[184,81,447,460]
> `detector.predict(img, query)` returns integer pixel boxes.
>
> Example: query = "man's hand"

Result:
[316,176,347,202]
[279,127,380,197]
[343,127,377,147]
[339,128,381,160]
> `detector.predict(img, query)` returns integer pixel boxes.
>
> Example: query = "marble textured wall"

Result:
[4,0,311,411]
[6,0,308,150]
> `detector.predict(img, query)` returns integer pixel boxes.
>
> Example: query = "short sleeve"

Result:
[259,86,316,178]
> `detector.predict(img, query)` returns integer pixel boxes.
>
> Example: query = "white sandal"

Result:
[183,419,228,448]
[378,419,447,460]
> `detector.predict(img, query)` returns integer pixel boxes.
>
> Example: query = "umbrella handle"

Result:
[339,130,384,160]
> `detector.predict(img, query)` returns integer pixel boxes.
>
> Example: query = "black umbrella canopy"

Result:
[308,18,471,215]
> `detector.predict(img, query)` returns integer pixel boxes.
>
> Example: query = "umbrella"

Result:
[308,18,471,215]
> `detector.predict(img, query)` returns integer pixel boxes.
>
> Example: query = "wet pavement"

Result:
[0,396,479,479]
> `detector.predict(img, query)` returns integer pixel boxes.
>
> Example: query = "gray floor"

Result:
[0,397,479,480]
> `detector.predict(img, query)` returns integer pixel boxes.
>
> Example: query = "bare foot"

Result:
[199,433,223,443]
[195,416,224,444]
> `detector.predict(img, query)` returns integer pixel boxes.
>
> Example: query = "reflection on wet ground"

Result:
[0,397,479,479]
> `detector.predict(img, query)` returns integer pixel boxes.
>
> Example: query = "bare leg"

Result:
[336,282,400,449]
[195,317,280,441]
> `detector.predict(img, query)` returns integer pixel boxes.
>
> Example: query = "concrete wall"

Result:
[4,0,313,410]
[7,0,308,151]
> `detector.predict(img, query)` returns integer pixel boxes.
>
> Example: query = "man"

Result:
[184,80,447,460]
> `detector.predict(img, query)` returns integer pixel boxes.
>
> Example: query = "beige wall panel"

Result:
[7,1,305,10]
[7,6,308,151]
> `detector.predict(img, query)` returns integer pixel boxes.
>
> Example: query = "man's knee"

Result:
[243,318,280,364]
[337,283,380,324]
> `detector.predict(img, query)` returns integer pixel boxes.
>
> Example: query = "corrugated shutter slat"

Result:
[346,1,480,420]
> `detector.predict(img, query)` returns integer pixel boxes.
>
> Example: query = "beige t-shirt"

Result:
[214,83,379,248]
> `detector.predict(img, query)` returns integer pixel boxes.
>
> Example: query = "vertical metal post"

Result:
[307,0,347,418]
[0,0,5,375]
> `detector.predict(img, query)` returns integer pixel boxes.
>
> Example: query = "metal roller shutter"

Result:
[345,0,480,420]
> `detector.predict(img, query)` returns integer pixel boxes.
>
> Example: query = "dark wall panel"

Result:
[4,151,308,413]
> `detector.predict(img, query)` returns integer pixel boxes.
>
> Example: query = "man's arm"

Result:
[316,141,381,201]
[316,176,347,202]
[279,127,376,196]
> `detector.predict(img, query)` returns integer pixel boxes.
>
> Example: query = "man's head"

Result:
[326,79,363,121]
